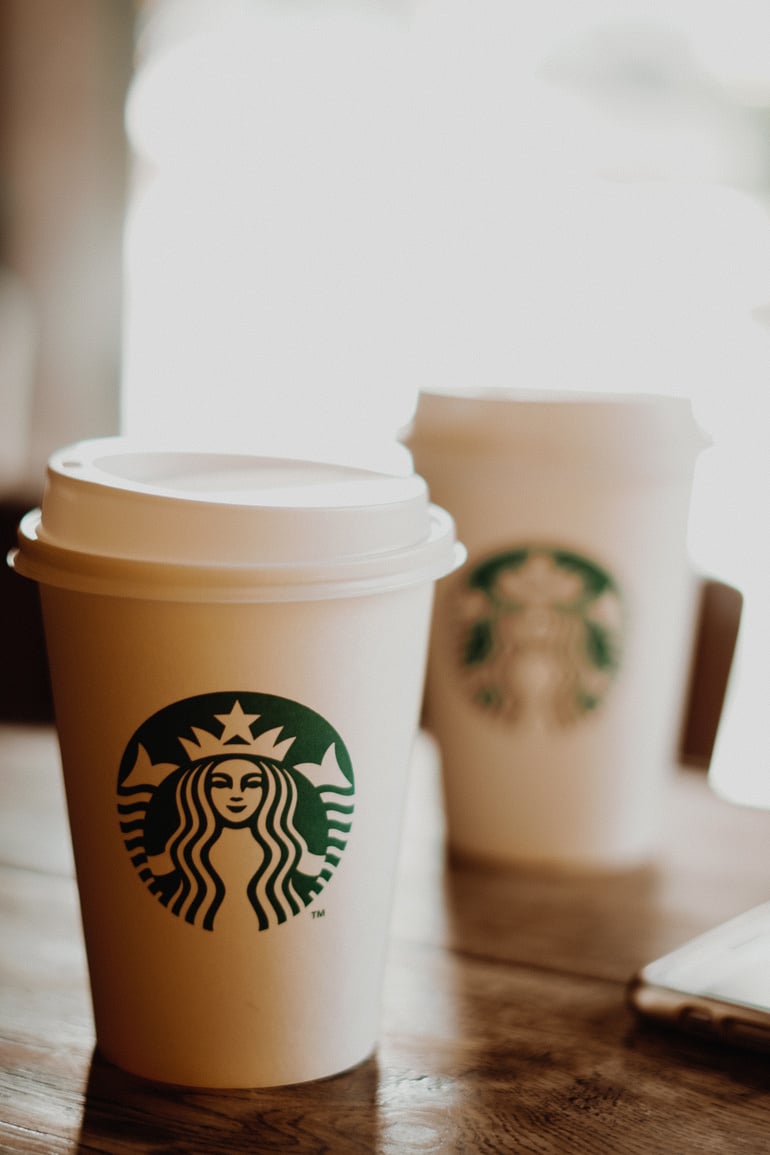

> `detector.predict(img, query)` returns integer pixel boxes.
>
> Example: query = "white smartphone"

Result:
[628,901,770,1053]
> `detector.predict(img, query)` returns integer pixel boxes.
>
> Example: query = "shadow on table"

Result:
[76,1047,384,1154]
[442,849,664,985]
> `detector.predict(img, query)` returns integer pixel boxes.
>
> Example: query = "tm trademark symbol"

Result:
[312,909,326,920]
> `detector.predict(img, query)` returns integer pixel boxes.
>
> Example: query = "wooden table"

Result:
[1,723,769,1153]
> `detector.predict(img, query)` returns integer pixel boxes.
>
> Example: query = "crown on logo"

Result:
[179,700,296,763]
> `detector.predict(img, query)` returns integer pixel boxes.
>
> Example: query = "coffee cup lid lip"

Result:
[10,438,464,601]
[404,388,710,469]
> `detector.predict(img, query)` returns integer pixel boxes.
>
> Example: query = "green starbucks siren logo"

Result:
[117,692,354,931]
[457,546,623,727]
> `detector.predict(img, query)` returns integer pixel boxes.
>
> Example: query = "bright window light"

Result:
[122,1,770,805]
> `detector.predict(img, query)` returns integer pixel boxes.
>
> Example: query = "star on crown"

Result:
[179,700,296,762]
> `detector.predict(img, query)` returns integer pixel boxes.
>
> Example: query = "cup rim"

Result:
[403,388,710,474]
[11,502,465,602]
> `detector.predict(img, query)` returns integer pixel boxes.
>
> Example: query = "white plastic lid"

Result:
[405,389,708,476]
[11,439,463,602]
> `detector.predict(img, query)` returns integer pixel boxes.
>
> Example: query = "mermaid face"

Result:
[208,759,264,826]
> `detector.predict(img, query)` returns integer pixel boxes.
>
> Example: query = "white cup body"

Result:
[408,392,704,870]
[40,583,432,1087]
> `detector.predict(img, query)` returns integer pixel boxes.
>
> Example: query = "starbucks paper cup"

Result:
[10,439,462,1087]
[406,390,706,871]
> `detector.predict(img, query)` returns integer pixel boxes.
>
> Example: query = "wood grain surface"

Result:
[2,724,769,1154]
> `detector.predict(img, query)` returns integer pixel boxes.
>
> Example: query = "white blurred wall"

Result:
[0,0,133,498]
